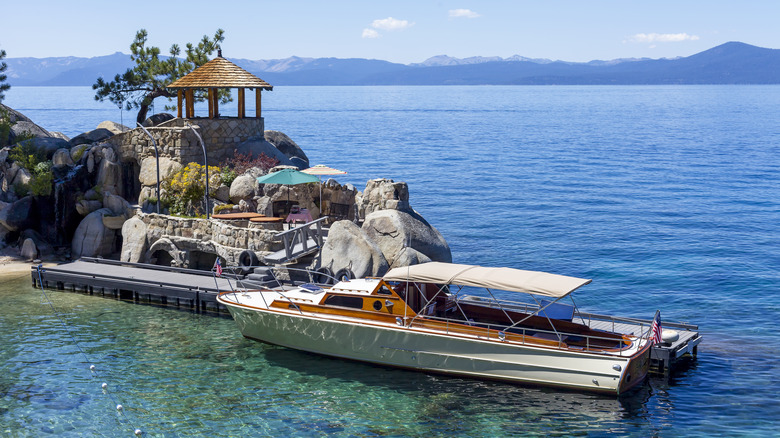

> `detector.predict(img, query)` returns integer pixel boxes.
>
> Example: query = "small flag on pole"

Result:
[651,310,662,345]
[214,258,223,277]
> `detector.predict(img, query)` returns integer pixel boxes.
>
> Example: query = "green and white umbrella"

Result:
[256,169,320,217]
[256,168,320,185]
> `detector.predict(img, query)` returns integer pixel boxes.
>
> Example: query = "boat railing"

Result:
[220,264,342,311]
[412,314,640,356]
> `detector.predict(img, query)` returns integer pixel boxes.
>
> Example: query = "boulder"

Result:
[5,162,20,184]
[20,238,38,260]
[362,209,451,268]
[214,185,230,203]
[234,137,302,169]
[264,130,310,168]
[320,220,389,278]
[11,120,52,139]
[96,121,130,135]
[70,144,88,163]
[52,148,74,167]
[229,174,258,203]
[75,199,102,216]
[71,208,117,258]
[120,216,148,263]
[0,196,33,232]
[96,158,122,196]
[49,132,71,142]
[19,229,53,256]
[14,137,70,158]
[138,156,182,186]
[103,192,132,216]
[0,224,9,247]
[0,103,32,124]
[356,178,411,218]
[11,167,31,186]
[141,113,174,127]
[102,215,128,230]
[69,128,114,146]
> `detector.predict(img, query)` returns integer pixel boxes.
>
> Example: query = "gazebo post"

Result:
[213,88,219,118]
[238,88,245,119]
[186,89,195,118]
[177,90,183,118]
[207,89,214,118]
[256,88,262,118]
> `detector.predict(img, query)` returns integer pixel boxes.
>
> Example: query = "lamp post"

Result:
[186,123,210,219]
[136,123,160,214]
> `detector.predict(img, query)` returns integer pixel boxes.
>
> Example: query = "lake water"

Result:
[2,86,779,436]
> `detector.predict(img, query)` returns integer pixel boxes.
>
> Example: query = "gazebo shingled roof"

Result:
[167,52,272,119]
[168,56,273,90]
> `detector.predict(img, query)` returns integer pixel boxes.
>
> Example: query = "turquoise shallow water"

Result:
[2,85,780,436]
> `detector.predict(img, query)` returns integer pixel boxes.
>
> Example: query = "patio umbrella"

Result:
[256,169,320,216]
[302,165,348,217]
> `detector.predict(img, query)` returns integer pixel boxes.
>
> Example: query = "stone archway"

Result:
[146,237,185,267]
[188,250,219,272]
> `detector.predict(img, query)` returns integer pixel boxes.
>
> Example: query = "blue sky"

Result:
[2,1,779,63]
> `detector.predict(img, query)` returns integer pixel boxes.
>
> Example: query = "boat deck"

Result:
[574,314,701,371]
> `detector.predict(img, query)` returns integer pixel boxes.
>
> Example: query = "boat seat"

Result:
[539,300,575,321]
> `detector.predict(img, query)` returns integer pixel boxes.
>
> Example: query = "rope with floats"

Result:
[35,264,146,437]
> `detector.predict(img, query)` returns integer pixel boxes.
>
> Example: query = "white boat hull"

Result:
[222,299,649,394]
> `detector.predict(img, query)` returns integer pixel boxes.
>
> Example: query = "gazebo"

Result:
[167,50,273,119]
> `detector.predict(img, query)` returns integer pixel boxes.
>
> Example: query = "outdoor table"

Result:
[285,209,313,224]
[212,212,265,220]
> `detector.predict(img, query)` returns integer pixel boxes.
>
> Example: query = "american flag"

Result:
[214,258,223,277]
[651,310,662,345]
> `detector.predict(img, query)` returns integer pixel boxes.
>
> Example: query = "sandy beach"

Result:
[0,250,58,280]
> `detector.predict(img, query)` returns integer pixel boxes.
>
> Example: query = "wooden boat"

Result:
[217,262,653,395]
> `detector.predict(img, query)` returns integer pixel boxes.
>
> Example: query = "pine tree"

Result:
[0,48,10,103]
[93,29,230,125]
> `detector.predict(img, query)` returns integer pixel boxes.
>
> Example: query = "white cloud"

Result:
[449,9,480,19]
[362,28,380,39]
[628,33,700,43]
[371,17,413,31]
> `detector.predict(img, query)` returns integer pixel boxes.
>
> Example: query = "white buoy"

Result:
[89,365,96,371]
[101,383,108,389]
[116,404,123,411]
[134,429,142,436]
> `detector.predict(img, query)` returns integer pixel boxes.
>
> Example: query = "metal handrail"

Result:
[412,314,639,356]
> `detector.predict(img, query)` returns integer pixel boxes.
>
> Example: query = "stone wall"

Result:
[123,212,282,269]
[107,117,265,165]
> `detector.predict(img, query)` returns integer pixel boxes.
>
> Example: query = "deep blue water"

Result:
[2,86,779,436]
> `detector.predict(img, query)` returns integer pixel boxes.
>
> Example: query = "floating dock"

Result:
[32,257,701,371]
[32,258,233,314]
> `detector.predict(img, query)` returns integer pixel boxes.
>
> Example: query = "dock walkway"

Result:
[32,258,234,314]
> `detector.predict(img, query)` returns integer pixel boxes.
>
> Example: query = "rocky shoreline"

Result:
[0,103,451,276]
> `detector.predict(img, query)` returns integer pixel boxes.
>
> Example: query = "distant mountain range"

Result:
[4,42,779,86]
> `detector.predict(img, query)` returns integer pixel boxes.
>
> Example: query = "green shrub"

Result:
[220,167,237,187]
[13,181,29,197]
[72,145,87,162]
[0,107,11,147]
[9,141,47,172]
[213,203,235,214]
[29,171,53,196]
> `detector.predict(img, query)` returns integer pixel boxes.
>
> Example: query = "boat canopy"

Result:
[382,262,591,299]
